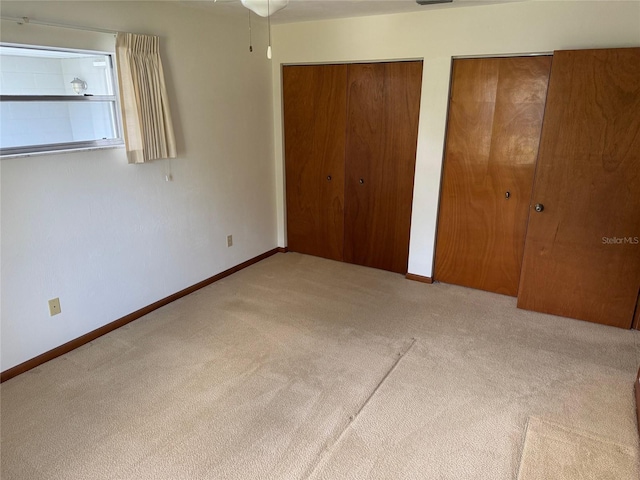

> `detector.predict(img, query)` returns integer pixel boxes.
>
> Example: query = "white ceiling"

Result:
[184,0,520,25]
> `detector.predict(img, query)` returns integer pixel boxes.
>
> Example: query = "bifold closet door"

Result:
[434,56,552,296]
[517,48,640,328]
[283,64,348,261]
[343,61,423,274]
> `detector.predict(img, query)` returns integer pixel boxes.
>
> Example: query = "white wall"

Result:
[271,0,640,277]
[1,2,278,370]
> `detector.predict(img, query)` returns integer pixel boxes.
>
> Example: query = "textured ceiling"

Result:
[183,0,521,24]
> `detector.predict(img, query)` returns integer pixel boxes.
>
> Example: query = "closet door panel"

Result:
[343,63,385,269]
[517,48,640,328]
[487,57,552,294]
[344,61,422,274]
[435,56,551,296]
[283,64,347,261]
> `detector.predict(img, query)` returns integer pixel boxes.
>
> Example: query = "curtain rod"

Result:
[0,16,118,36]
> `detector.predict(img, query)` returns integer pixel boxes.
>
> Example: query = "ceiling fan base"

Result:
[241,0,289,18]
[416,0,454,5]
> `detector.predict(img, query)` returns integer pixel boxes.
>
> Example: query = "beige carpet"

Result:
[1,253,639,479]
[517,417,637,480]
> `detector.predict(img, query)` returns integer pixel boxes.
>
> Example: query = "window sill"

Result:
[0,143,125,160]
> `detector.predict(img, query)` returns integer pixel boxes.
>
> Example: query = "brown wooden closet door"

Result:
[435,56,552,296]
[343,61,422,274]
[517,48,640,328]
[283,65,347,261]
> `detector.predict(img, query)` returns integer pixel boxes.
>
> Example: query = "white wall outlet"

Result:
[227,235,233,247]
[48,298,61,316]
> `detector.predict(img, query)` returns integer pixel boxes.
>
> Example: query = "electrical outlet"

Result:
[48,298,61,316]
[227,235,233,247]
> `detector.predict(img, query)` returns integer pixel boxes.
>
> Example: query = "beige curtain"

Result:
[115,33,177,164]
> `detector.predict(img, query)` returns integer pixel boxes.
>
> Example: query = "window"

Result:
[0,44,123,156]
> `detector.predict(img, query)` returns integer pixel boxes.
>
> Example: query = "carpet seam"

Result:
[302,337,417,480]
[516,417,533,480]
[528,416,637,454]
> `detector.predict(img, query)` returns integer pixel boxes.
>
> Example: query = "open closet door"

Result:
[517,48,640,328]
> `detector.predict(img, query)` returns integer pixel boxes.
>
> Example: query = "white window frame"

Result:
[0,43,124,157]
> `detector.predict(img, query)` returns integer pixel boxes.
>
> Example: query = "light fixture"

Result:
[70,77,87,95]
[240,0,288,17]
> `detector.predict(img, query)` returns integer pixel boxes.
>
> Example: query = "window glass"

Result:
[0,101,117,148]
[0,44,122,155]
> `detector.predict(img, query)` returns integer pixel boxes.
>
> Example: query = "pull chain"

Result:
[267,0,272,59]
[248,9,253,53]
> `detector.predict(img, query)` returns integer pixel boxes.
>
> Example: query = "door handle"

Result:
[359,178,364,185]
[327,175,332,181]
[534,203,544,212]
[505,191,510,200]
